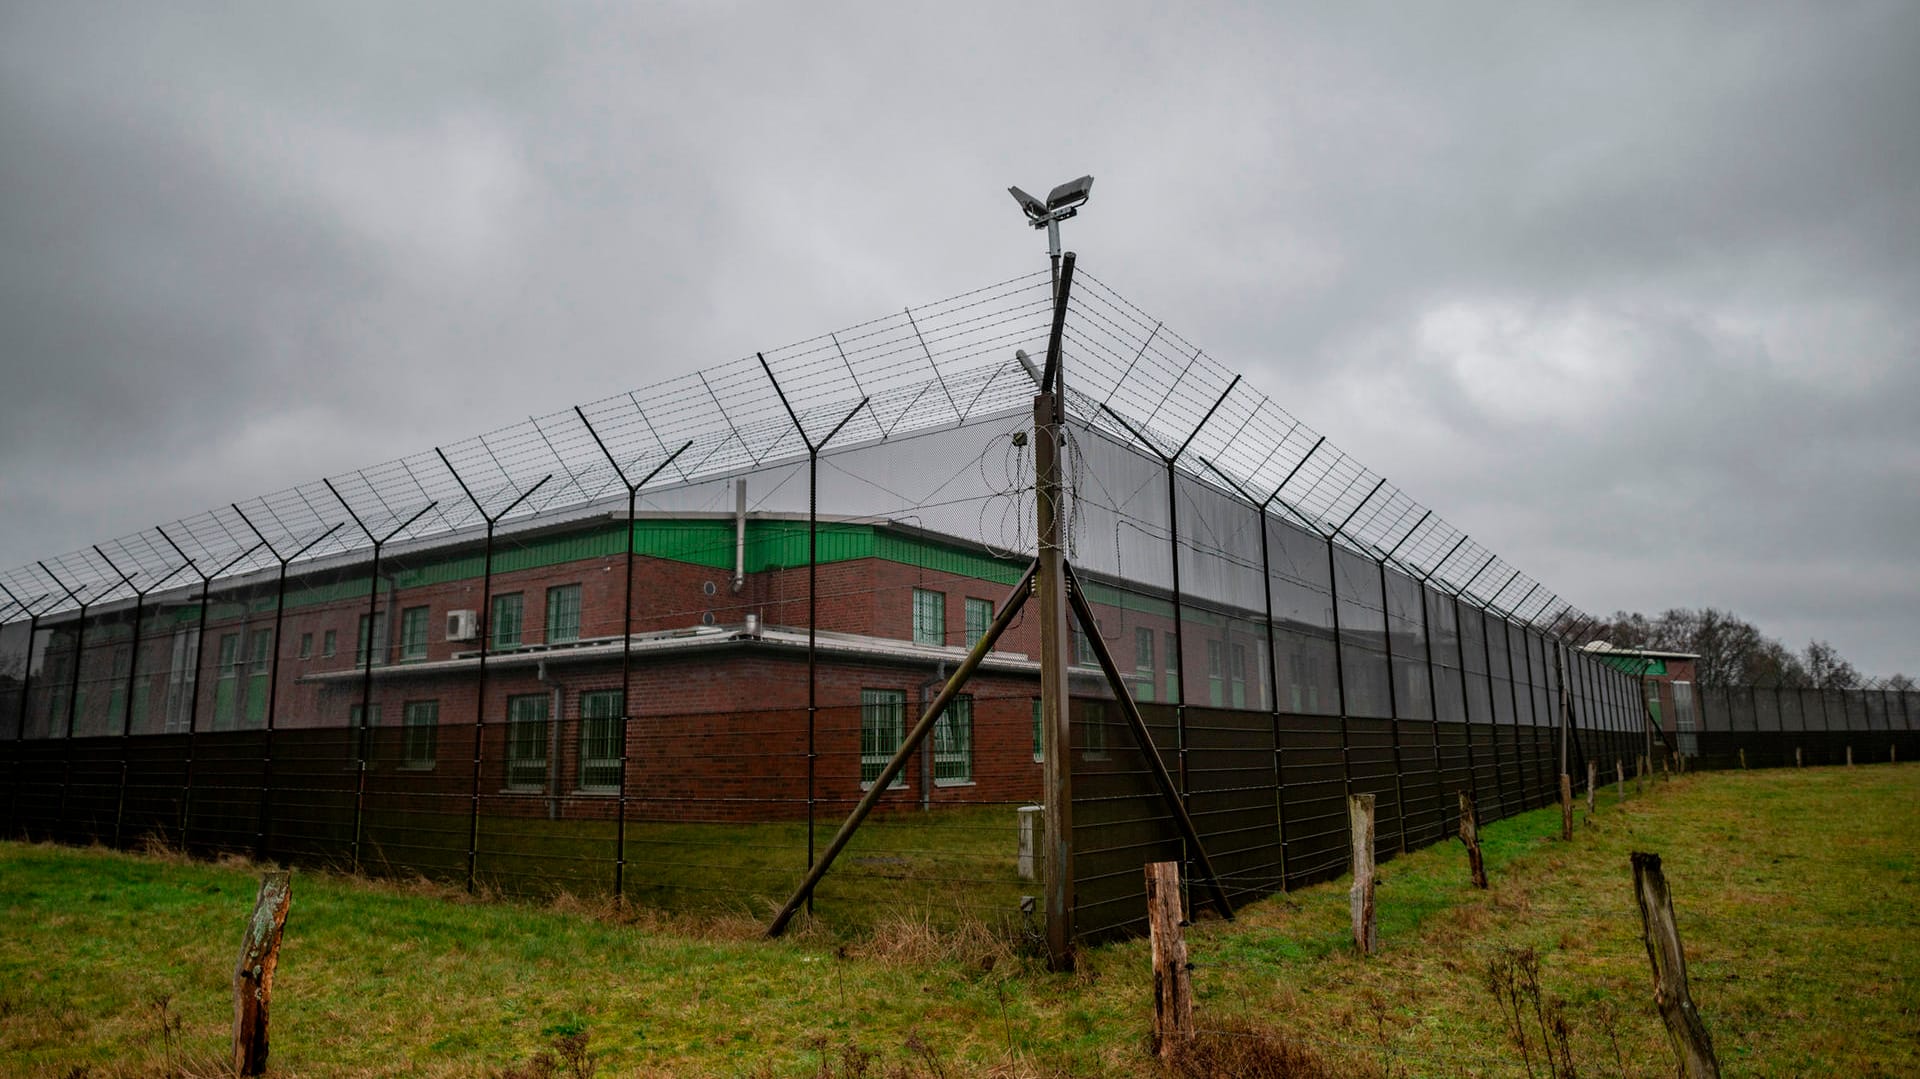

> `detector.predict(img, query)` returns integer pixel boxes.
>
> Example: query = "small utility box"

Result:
[1017,804,1043,879]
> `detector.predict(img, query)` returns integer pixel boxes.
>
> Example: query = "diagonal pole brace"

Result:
[1062,560,1235,921]
[765,562,1038,938]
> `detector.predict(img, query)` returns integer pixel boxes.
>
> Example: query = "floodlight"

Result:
[1008,186,1047,219]
[1044,175,1094,211]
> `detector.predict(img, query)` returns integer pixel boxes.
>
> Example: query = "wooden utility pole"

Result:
[1146,861,1194,1059]
[1034,254,1079,972]
[1349,794,1377,955]
[1631,852,1721,1078]
[1457,791,1487,888]
[233,871,292,1077]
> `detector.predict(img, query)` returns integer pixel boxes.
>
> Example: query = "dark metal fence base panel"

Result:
[11,740,65,840]
[1073,701,1184,942]
[1434,720,1473,827]
[65,737,122,844]
[1396,719,1445,849]
[185,730,267,855]
[121,735,189,846]
[1468,726,1504,821]
[1531,726,1557,803]
[269,727,358,869]
[360,723,476,886]
[1276,711,1347,890]
[1185,706,1286,907]
[1347,717,1401,863]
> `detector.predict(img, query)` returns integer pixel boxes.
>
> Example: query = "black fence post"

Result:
[1199,452,1318,891]
[91,547,192,849]
[757,356,869,913]
[1099,377,1243,846]
[155,529,265,852]
[327,481,440,878]
[1373,547,1408,852]
[45,559,120,841]
[1,584,53,837]
[230,510,344,863]
[429,457,546,894]
[575,405,691,900]
[1413,534,1467,843]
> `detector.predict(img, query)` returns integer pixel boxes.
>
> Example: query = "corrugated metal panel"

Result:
[630,520,737,569]
[742,522,876,570]
[281,578,375,612]
[263,519,1021,610]
[875,532,1024,585]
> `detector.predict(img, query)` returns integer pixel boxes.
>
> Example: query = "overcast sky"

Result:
[2,3,1915,675]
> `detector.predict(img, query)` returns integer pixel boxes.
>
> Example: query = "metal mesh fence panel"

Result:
[1073,696,1181,942]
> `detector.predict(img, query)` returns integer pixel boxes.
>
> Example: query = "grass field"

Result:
[1,764,1915,1077]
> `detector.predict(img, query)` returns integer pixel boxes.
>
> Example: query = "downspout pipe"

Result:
[732,478,747,594]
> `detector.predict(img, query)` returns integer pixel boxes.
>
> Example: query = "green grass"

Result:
[2,765,1915,1077]
[353,804,1033,933]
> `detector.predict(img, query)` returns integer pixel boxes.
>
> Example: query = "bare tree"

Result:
[1803,640,1860,690]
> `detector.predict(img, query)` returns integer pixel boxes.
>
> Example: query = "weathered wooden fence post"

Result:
[1456,791,1487,889]
[1586,759,1597,815]
[1631,852,1721,1078]
[1795,746,1803,769]
[1145,861,1193,1060]
[233,871,292,1077]
[1559,773,1573,841]
[1847,745,1854,768]
[1349,793,1377,956]
[1616,759,1626,803]
[1738,748,1746,770]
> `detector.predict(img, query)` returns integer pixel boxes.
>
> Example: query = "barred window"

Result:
[402,700,438,769]
[912,589,945,647]
[492,593,524,650]
[964,597,993,648]
[860,688,906,788]
[579,689,624,792]
[1208,639,1224,707]
[400,606,429,661]
[356,614,386,666]
[506,694,549,790]
[933,695,972,785]
[1135,627,1156,702]
[546,584,582,644]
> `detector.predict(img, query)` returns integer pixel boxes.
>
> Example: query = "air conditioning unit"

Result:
[446,609,479,642]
